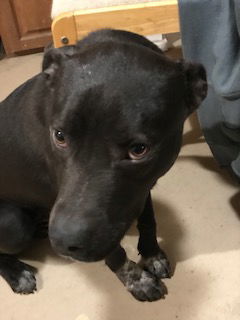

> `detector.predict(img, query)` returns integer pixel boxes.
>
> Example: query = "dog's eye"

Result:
[128,143,149,160]
[53,130,67,148]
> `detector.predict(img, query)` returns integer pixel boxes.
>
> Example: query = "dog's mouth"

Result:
[59,252,107,263]
[54,247,113,263]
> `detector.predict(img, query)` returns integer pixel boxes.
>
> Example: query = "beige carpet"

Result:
[0,53,240,320]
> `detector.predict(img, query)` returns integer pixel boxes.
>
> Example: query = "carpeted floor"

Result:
[0,51,240,320]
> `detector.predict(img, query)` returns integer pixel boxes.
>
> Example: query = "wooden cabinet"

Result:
[0,0,52,55]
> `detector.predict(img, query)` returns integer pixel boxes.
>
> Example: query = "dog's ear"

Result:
[42,47,65,84]
[42,45,79,85]
[179,61,208,115]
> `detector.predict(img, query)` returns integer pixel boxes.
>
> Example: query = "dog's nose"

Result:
[49,217,106,261]
[49,222,87,253]
[50,235,89,259]
[52,235,86,254]
[49,212,116,262]
[50,229,104,261]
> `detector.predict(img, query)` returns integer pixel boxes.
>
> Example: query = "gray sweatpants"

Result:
[179,0,240,179]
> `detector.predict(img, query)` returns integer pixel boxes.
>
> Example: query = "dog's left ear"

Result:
[179,61,208,115]
[42,47,65,85]
[42,45,79,85]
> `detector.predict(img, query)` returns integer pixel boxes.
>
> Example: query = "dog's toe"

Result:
[116,260,167,302]
[12,269,37,294]
[139,252,172,279]
[0,255,37,294]
[128,269,167,302]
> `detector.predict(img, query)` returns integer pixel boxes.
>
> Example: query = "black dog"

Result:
[0,29,207,301]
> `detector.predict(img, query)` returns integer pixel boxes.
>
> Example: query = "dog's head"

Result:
[42,31,207,262]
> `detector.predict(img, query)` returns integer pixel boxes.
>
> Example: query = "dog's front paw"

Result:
[11,268,37,294]
[139,251,172,279]
[0,255,37,294]
[116,260,167,302]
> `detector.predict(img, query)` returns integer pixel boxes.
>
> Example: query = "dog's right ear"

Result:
[42,48,65,85]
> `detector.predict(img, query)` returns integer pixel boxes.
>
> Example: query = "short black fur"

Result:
[0,29,207,301]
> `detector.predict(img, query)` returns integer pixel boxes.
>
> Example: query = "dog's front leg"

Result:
[105,245,167,301]
[0,202,38,294]
[137,193,172,280]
